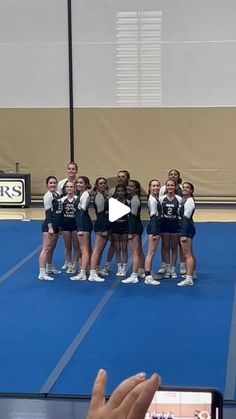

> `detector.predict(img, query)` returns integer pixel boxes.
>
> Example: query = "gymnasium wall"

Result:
[0,0,236,197]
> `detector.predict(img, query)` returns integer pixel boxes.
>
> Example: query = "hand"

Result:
[86,369,160,419]
[180,236,187,243]
[128,234,133,240]
[152,235,158,240]
[78,231,84,236]
[48,228,54,235]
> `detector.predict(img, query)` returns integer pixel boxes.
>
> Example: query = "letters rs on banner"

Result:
[0,174,31,207]
[0,179,25,204]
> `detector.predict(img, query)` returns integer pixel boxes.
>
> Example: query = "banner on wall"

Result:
[0,174,31,207]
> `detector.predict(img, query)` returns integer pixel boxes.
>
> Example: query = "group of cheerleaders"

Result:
[38,162,197,287]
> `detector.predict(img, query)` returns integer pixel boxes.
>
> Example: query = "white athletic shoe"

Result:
[46,266,61,274]
[180,266,187,275]
[177,277,194,287]
[152,272,163,281]
[100,266,110,276]
[70,271,87,281]
[164,267,171,278]
[144,275,161,286]
[171,267,177,279]
[61,261,68,270]
[181,272,197,280]
[116,266,123,276]
[38,274,54,281]
[138,268,145,279]
[88,272,105,282]
[122,274,139,284]
[157,263,166,275]
[66,262,73,273]
[120,266,126,277]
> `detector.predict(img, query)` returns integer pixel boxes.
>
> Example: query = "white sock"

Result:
[80,269,86,275]
[40,268,46,275]
[90,269,96,275]
[180,262,186,268]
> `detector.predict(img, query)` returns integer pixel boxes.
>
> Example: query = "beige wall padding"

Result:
[0,107,236,197]
[75,108,236,197]
[0,109,70,196]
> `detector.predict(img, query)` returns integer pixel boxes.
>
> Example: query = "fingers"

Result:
[88,369,107,411]
[108,372,147,408]
[127,373,161,419]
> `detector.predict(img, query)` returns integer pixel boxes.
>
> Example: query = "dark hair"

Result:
[77,176,91,189]
[183,182,195,196]
[168,169,182,185]
[93,177,108,192]
[115,183,127,194]
[148,179,161,196]
[46,176,57,185]
[67,162,78,171]
[129,179,141,196]
[117,170,130,181]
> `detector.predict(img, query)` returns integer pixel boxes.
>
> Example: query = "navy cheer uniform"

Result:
[74,190,93,232]
[128,195,143,235]
[159,194,182,233]
[94,192,110,233]
[60,195,78,232]
[42,191,62,234]
[146,195,162,236]
[178,197,196,238]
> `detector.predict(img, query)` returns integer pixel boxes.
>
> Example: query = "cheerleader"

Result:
[60,181,81,274]
[159,168,182,198]
[38,176,62,280]
[122,180,145,284]
[88,177,110,282]
[144,180,162,286]
[110,184,129,277]
[70,176,93,281]
[159,179,182,279]
[57,161,79,270]
[108,169,131,198]
[100,169,130,276]
[177,182,197,286]
[57,161,78,196]
[158,169,186,276]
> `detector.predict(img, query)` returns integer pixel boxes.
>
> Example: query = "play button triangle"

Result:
[108,197,130,222]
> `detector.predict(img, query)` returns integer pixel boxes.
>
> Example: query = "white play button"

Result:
[108,197,130,222]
